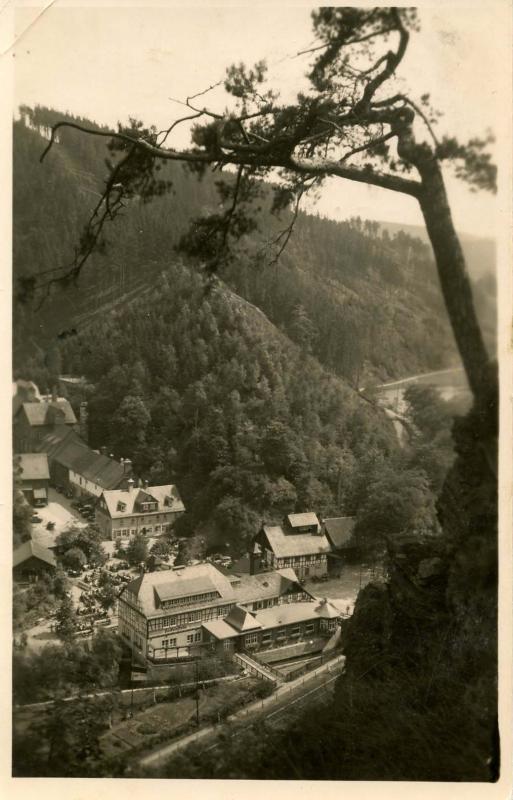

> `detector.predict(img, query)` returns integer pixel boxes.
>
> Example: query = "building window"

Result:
[155,525,161,533]
[245,632,259,647]
[194,631,202,642]
[223,640,233,650]
[290,626,300,637]
[305,623,315,634]
[162,638,176,648]
[187,633,195,644]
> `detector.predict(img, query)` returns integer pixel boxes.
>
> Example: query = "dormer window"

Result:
[138,501,157,512]
[117,501,126,512]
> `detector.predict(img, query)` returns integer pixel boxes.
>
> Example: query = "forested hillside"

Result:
[14,105,496,388]
[55,261,399,553]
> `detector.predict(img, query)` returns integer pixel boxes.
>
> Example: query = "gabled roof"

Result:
[253,600,340,628]
[101,485,185,518]
[232,568,306,604]
[313,598,341,618]
[20,399,77,426]
[38,430,128,490]
[286,512,320,530]
[147,484,185,513]
[202,619,240,640]
[12,380,41,416]
[13,540,56,569]
[262,525,331,558]
[323,516,356,549]
[15,453,50,481]
[224,604,262,632]
[36,426,75,457]
[121,563,235,617]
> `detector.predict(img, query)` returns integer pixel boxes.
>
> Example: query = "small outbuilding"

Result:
[13,540,57,582]
[15,453,50,506]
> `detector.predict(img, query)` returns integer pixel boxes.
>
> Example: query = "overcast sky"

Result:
[9,0,508,238]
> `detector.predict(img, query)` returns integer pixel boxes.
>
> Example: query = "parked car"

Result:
[30,515,42,524]
[64,489,74,499]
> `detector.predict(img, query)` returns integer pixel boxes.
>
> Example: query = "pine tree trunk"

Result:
[416,159,492,400]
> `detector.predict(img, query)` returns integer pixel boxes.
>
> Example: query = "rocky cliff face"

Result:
[338,373,498,780]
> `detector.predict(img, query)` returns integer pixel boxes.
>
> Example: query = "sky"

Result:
[6,0,509,238]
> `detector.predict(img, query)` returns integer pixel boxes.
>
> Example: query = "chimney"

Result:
[127,478,135,493]
[123,458,132,475]
[143,479,148,489]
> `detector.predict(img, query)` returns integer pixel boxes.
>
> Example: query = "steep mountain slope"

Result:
[14,106,493,387]
[378,220,496,280]
[56,260,399,552]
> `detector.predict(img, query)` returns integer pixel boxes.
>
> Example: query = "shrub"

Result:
[137,722,159,736]
[253,681,274,699]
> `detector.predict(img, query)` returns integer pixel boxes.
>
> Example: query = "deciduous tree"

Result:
[126,532,148,566]
[55,595,76,644]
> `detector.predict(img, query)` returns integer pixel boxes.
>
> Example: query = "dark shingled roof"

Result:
[322,517,356,549]
[38,430,128,490]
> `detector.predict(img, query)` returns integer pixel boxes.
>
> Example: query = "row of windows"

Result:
[251,598,276,611]
[187,632,202,644]
[113,513,173,526]
[162,638,177,648]
[160,591,219,609]
[114,523,171,536]
[278,554,325,566]
[148,604,230,632]
[244,621,317,648]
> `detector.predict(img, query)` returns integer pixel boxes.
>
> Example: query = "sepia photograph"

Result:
[5,0,512,789]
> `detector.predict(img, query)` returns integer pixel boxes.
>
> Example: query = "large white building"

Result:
[96,481,185,540]
[118,562,312,661]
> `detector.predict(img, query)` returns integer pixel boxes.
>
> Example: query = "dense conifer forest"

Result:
[14,107,495,385]
[13,106,470,552]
